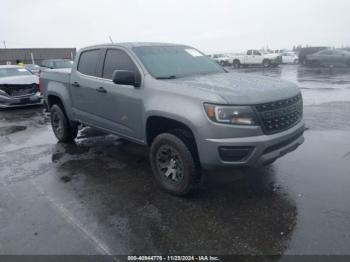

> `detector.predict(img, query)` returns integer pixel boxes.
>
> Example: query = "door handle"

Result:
[96,87,107,93]
[72,82,80,87]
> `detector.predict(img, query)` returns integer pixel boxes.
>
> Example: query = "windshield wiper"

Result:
[155,75,177,80]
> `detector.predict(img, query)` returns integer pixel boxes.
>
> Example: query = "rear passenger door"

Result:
[245,50,253,64]
[70,48,105,126]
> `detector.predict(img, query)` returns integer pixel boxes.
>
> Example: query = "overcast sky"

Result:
[1,0,350,53]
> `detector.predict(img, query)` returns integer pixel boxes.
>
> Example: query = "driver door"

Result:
[93,48,144,140]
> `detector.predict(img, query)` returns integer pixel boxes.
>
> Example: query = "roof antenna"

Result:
[108,35,114,44]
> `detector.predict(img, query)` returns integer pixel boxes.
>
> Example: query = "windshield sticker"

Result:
[185,49,203,57]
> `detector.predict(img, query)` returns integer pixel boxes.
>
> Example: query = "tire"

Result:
[293,59,299,64]
[150,129,201,196]
[220,60,228,66]
[50,104,78,143]
[233,60,241,69]
[311,60,321,67]
[262,59,271,68]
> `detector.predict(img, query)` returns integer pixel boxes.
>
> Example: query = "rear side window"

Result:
[102,49,136,80]
[78,49,100,77]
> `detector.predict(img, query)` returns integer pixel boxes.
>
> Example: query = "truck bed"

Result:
[41,68,71,84]
[40,68,72,105]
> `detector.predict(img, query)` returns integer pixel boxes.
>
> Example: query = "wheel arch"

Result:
[145,115,197,146]
[47,94,75,122]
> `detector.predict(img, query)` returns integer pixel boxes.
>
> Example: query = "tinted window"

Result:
[78,49,100,76]
[103,49,136,80]
[247,50,252,55]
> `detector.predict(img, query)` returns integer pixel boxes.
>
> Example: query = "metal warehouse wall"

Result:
[0,48,76,65]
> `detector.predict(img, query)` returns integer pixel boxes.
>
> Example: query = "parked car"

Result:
[305,49,350,67]
[298,46,327,65]
[40,59,74,69]
[231,50,282,68]
[25,64,41,75]
[209,54,232,66]
[0,65,42,108]
[281,52,299,64]
[41,42,304,195]
[271,49,287,54]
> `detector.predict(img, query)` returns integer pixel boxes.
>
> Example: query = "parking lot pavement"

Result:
[0,65,350,256]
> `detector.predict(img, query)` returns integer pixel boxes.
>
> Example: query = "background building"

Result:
[0,48,76,65]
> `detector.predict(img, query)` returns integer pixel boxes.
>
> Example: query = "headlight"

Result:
[204,103,258,125]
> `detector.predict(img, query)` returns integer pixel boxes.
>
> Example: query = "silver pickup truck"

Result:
[41,42,305,195]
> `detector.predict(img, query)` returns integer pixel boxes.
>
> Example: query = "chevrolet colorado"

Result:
[41,43,304,195]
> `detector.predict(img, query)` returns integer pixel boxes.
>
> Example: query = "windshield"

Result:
[54,60,73,69]
[0,68,32,78]
[132,46,225,79]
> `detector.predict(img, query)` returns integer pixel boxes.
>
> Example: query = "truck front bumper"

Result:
[198,121,305,169]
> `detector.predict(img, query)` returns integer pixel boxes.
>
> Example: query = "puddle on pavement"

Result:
[230,66,350,88]
[60,176,72,183]
[0,125,27,136]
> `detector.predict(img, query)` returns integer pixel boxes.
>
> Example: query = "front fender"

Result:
[143,95,208,145]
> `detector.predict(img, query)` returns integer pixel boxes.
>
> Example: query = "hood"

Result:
[0,75,39,85]
[168,72,300,105]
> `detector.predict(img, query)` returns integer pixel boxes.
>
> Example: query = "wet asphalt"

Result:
[0,65,349,257]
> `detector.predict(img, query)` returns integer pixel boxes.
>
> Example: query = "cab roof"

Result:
[81,42,186,51]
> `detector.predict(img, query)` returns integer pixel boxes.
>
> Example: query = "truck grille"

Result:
[255,94,303,135]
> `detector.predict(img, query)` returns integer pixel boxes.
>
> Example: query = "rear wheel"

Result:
[262,59,271,68]
[220,60,227,66]
[50,104,78,143]
[233,60,241,69]
[150,130,201,196]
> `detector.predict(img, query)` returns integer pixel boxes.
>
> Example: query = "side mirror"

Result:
[112,70,141,87]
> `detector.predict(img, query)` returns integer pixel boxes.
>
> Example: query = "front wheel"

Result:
[150,131,200,196]
[50,104,78,143]
[311,60,321,67]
